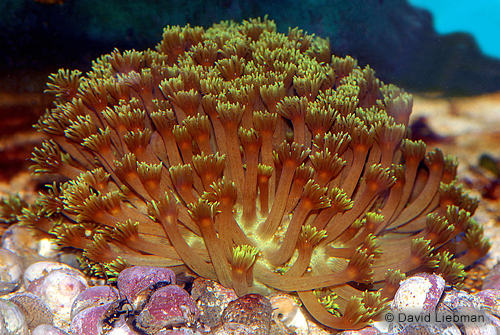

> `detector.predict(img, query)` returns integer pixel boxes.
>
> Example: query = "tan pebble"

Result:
[23,261,82,289]
[0,248,23,295]
[9,292,53,329]
[269,294,309,334]
[392,273,445,313]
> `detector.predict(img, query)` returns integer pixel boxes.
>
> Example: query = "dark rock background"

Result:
[1,0,500,95]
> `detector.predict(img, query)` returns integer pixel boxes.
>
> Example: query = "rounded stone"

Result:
[117,266,176,310]
[70,302,109,335]
[482,263,500,290]
[106,315,141,335]
[0,248,23,295]
[156,328,200,335]
[392,273,445,313]
[401,323,461,335]
[269,293,308,332]
[0,298,29,335]
[221,294,272,335]
[0,224,58,267]
[70,285,120,320]
[71,301,141,335]
[338,326,381,335]
[474,289,500,314]
[32,323,70,335]
[9,292,53,329]
[23,261,82,289]
[136,285,198,333]
[435,289,479,313]
[191,277,237,328]
[28,268,89,325]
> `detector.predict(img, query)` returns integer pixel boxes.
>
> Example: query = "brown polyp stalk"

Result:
[149,192,217,280]
[201,94,228,159]
[372,239,434,280]
[323,165,394,244]
[257,164,272,215]
[169,164,198,205]
[184,114,213,155]
[297,291,369,330]
[384,140,426,226]
[112,220,186,261]
[283,165,313,215]
[216,102,245,203]
[267,180,329,265]
[324,246,356,259]
[310,150,346,187]
[374,166,405,234]
[277,96,309,145]
[114,154,153,202]
[229,245,258,296]
[240,128,262,226]
[188,200,233,287]
[312,188,352,231]
[285,225,326,277]
[191,153,225,191]
[172,125,195,165]
[387,150,444,229]
[259,142,309,239]
[202,180,237,261]
[202,178,254,249]
[340,134,373,198]
[254,262,353,291]
[374,123,405,169]
[150,112,184,167]
[343,216,383,249]
[253,112,277,201]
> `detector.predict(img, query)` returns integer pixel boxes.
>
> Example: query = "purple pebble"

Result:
[70,302,110,335]
[117,266,176,309]
[71,285,120,320]
[136,285,199,333]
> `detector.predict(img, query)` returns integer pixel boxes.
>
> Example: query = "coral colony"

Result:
[24,17,489,330]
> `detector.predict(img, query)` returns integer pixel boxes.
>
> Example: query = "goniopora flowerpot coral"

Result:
[22,17,490,330]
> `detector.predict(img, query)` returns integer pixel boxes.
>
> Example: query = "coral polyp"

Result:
[24,17,489,330]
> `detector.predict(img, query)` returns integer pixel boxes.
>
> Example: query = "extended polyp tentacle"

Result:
[374,165,405,234]
[339,120,374,198]
[239,128,262,226]
[258,141,310,240]
[183,114,213,155]
[297,291,374,330]
[149,109,184,167]
[253,111,278,202]
[267,180,330,266]
[147,192,217,280]
[216,102,246,203]
[312,187,353,231]
[202,178,254,252]
[192,152,226,191]
[229,245,259,296]
[285,225,327,277]
[385,139,427,224]
[188,199,233,288]
[387,149,444,229]
[323,164,395,244]
[276,96,309,145]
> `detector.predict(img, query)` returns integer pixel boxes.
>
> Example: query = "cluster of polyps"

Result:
[25,17,489,330]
